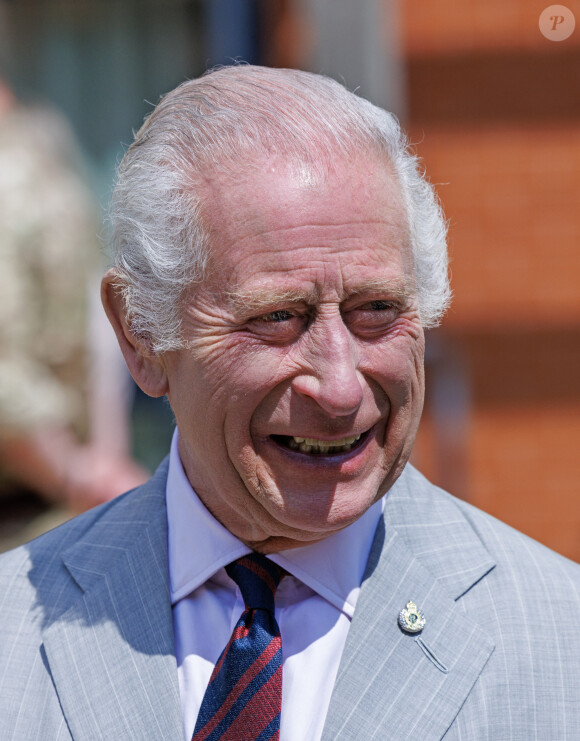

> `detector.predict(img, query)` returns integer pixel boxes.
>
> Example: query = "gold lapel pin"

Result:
[398,601,426,634]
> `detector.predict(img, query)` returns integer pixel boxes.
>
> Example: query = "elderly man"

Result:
[1,66,579,740]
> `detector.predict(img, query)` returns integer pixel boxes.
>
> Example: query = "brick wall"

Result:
[404,1,580,561]
[403,0,580,53]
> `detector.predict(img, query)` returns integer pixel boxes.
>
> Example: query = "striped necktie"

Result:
[191,553,286,741]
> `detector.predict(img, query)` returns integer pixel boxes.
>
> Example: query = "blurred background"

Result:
[0,0,578,561]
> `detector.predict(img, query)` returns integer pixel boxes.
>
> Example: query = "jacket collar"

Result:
[322,465,496,740]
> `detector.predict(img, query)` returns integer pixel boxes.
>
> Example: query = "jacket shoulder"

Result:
[448,483,580,587]
[400,463,579,585]
[0,459,172,739]
[0,458,169,621]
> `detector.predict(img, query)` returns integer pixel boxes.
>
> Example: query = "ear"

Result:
[101,269,169,398]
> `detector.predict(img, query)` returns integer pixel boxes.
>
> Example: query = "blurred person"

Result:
[0,66,579,740]
[0,75,147,519]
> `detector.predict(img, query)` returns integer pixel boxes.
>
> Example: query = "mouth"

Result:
[270,431,367,456]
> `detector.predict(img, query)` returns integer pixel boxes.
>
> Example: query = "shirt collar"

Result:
[166,430,384,617]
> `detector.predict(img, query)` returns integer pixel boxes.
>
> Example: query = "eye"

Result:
[345,299,401,336]
[247,307,308,342]
[357,299,398,316]
[368,300,394,311]
[260,309,295,322]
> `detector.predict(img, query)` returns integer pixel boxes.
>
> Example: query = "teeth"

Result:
[295,434,361,446]
[287,434,361,454]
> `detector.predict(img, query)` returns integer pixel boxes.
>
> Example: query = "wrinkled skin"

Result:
[104,154,425,552]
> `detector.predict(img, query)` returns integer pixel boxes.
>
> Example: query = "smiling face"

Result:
[159,153,425,552]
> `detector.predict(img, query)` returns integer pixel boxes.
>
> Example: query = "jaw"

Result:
[240,421,393,532]
[183,409,417,550]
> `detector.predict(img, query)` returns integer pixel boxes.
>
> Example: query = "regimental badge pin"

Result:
[398,601,426,634]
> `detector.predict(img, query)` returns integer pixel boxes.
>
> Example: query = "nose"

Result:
[291,311,364,418]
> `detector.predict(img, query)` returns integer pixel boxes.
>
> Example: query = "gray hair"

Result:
[110,65,450,352]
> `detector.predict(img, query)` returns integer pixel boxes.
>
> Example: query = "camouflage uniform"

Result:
[0,104,98,491]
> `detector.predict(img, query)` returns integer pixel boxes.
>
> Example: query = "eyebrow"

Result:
[226,277,416,314]
[226,286,321,313]
[345,277,417,301]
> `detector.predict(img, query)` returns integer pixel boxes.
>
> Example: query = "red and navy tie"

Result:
[191,553,286,741]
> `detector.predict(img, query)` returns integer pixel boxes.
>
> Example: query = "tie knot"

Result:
[226,553,285,612]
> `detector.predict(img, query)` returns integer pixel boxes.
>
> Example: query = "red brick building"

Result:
[404,0,580,562]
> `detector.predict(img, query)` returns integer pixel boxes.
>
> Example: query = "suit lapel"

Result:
[322,467,496,740]
[42,462,183,741]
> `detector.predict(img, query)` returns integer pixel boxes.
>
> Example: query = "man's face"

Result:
[161,154,425,552]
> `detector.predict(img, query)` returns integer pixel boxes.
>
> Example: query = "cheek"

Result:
[210,336,301,395]
[182,339,300,436]
[176,339,251,411]
[367,338,424,398]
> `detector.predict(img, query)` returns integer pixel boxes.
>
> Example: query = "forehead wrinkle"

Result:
[228,217,409,250]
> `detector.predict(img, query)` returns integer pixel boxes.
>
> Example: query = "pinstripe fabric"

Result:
[0,459,579,740]
[321,465,580,740]
[192,554,285,741]
[0,460,183,741]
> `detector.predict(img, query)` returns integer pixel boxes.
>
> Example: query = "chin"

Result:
[262,481,380,535]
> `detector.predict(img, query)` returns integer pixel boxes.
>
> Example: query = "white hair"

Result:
[110,65,450,352]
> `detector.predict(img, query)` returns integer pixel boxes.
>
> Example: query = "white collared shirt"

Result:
[167,431,384,741]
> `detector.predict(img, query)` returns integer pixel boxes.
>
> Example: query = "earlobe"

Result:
[101,270,169,398]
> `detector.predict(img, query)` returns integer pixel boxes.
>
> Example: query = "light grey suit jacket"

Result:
[1,460,579,740]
